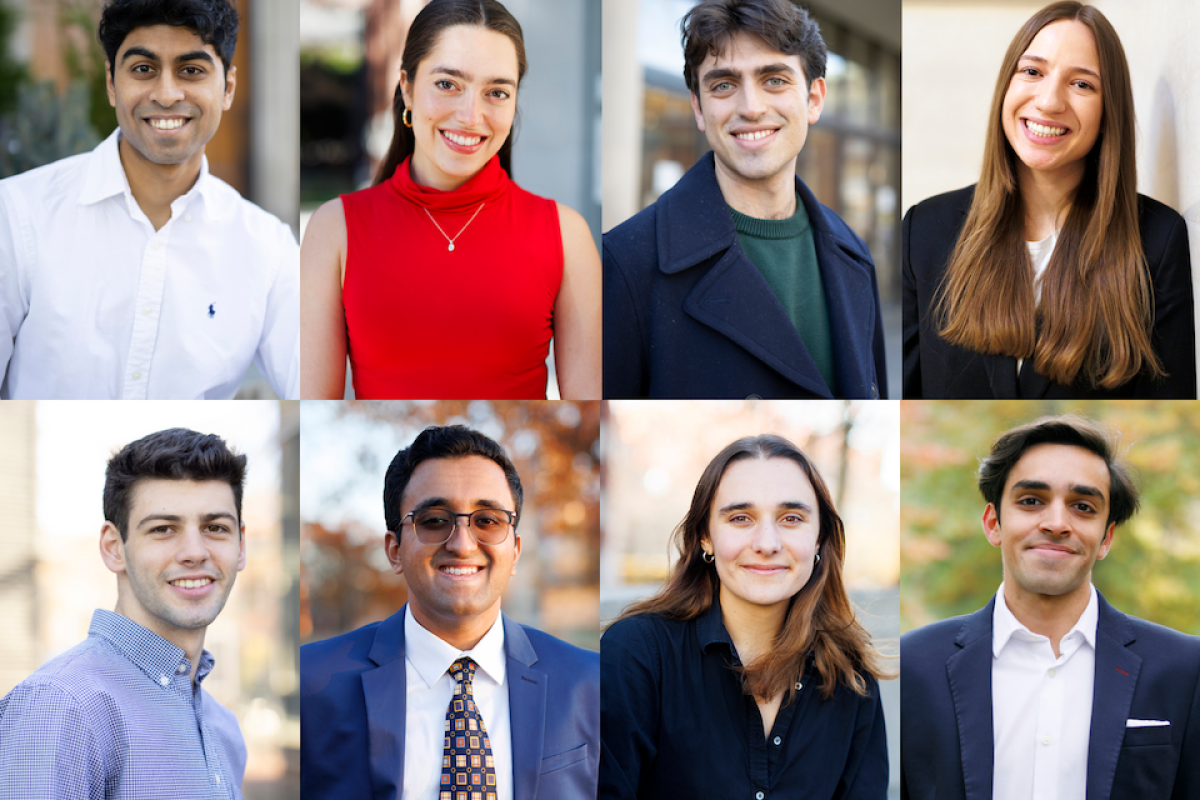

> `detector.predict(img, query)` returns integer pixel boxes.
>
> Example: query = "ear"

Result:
[982,503,1003,547]
[105,61,116,108]
[222,65,237,111]
[690,92,706,132]
[1096,521,1116,560]
[236,521,247,571]
[399,69,413,112]
[806,76,826,125]
[699,535,712,557]
[385,530,403,575]
[99,521,127,574]
[509,534,522,576]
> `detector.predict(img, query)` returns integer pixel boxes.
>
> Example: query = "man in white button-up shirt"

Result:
[900,415,1200,800]
[0,0,298,399]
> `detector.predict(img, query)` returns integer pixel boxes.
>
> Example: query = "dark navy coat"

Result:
[603,152,887,399]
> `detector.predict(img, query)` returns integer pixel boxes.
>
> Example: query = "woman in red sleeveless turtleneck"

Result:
[300,0,601,400]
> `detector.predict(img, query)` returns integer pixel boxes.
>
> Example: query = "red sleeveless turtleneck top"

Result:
[340,155,563,399]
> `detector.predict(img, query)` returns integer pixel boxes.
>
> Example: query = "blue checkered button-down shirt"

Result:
[0,609,246,799]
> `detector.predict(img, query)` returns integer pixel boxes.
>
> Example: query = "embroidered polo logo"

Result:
[208,304,216,318]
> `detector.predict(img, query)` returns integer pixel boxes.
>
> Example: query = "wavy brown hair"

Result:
[933,1,1161,389]
[373,0,526,186]
[617,435,888,703]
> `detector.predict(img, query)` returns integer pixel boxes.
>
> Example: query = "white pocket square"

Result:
[1126,719,1171,728]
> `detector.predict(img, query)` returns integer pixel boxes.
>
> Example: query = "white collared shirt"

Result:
[0,129,299,399]
[403,606,513,800]
[992,582,1098,800]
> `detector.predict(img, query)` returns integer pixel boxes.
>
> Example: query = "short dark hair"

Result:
[681,0,826,98]
[99,0,240,77]
[978,414,1139,528]
[104,428,248,542]
[383,425,524,533]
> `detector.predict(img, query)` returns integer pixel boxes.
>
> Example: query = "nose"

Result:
[737,83,767,120]
[457,91,482,127]
[175,527,212,564]
[1040,500,1071,534]
[751,520,783,555]
[150,70,186,107]
[442,518,481,556]
[1034,77,1067,114]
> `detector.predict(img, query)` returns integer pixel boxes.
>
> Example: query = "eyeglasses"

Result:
[399,508,517,545]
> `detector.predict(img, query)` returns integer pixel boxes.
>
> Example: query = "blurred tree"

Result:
[0,0,26,114]
[61,0,117,138]
[0,80,98,177]
[902,401,1200,635]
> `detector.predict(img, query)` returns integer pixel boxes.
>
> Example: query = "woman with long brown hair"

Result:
[600,435,889,799]
[903,1,1194,398]
[301,0,600,400]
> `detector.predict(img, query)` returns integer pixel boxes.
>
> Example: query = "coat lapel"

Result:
[946,601,996,800]
[503,615,547,800]
[362,608,410,800]
[1087,596,1141,800]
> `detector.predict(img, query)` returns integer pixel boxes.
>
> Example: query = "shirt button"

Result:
[143,307,153,316]
[756,792,765,800]
[152,242,160,251]
[132,371,142,380]
[1048,668,1057,678]
[185,214,192,222]
[159,676,169,686]
[1042,737,1051,746]
[773,736,781,745]
[177,664,187,674]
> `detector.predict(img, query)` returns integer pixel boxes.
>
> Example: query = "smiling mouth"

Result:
[169,578,213,589]
[1024,119,1067,137]
[733,129,777,142]
[147,118,189,131]
[440,565,483,576]
[441,130,484,147]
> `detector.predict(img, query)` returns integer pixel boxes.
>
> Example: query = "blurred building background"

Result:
[601,399,901,798]
[902,0,1200,381]
[0,0,298,398]
[603,0,902,394]
[0,401,300,800]
[300,400,601,650]
[902,400,1200,637]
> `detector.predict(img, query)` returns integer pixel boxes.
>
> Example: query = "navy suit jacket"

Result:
[603,151,887,399]
[900,593,1200,800]
[300,607,600,800]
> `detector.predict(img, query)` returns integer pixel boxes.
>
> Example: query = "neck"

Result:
[409,150,474,192]
[719,584,786,668]
[1017,162,1083,241]
[1002,578,1092,657]
[714,155,798,221]
[113,599,207,685]
[118,136,202,232]
[412,602,500,652]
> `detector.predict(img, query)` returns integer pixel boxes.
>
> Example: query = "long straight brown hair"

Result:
[372,0,526,186]
[933,1,1161,389]
[617,435,888,703]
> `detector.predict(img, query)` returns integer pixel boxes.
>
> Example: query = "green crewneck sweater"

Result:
[729,195,836,391]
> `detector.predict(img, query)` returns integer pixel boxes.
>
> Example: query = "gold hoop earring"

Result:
[402,108,413,128]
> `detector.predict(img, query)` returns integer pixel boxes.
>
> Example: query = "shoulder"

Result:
[300,620,386,676]
[601,613,686,654]
[522,625,600,675]
[303,197,347,246]
[901,612,975,654]
[1,639,126,716]
[904,185,976,227]
[603,201,659,273]
[0,149,92,195]
[1137,193,1188,248]
[1119,611,1200,657]
[203,173,296,243]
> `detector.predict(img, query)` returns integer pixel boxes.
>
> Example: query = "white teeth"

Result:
[1025,120,1066,137]
[443,131,482,146]
[734,130,774,141]
[170,578,212,589]
[441,566,481,576]
[149,118,185,130]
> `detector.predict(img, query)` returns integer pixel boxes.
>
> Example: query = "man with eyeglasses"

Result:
[300,425,599,800]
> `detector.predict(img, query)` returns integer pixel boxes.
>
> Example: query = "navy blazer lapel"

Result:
[1087,595,1141,800]
[946,600,996,800]
[503,615,547,800]
[362,608,409,800]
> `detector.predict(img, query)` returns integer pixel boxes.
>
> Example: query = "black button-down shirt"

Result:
[600,600,887,799]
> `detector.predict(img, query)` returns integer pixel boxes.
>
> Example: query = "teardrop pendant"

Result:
[448,242,455,252]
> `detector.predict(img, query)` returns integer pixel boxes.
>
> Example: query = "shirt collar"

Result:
[89,608,215,685]
[992,581,1099,657]
[77,127,225,221]
[404,605,507,689]
[697,598,735,655]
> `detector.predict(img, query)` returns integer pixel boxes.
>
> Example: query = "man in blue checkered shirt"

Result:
[0,428,249,799]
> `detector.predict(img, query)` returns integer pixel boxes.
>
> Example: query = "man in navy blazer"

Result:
[603,0,886,400]
[300,425,599,800]
[901,415,1200,800]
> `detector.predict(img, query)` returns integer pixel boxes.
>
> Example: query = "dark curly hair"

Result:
[99,0,239,78]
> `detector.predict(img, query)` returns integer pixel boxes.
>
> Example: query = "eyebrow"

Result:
[411,496,506,512]
[429,65,517,87]
[136,511,238,528]
[701,62,798,87]
[121,46,216,67]
[1018,54,1100,81]
[1010,479,1106,500]
[717,500,814,514]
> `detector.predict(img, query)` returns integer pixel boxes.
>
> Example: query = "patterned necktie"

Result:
[440,657,498,800]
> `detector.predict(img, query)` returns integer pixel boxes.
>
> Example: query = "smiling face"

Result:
[399,24,519,191]
[1001,19,1103,188]
[105,24,235,176]
[690,31,824,194]
[702,457,820,621]
[386,455,521,648]
[983,443,1115,609]
[101,479,245,645]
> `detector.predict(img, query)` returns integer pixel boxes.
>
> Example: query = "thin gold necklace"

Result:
[423,202,485,252]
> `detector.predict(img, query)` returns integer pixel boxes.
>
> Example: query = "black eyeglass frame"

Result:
[398,508,518,545]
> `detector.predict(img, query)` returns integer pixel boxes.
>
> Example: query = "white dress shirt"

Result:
[0,129,299,399]
[992,582,1098,800]
[403,606,513,800]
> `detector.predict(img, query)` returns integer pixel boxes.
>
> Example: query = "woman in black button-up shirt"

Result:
[600,434,890,799]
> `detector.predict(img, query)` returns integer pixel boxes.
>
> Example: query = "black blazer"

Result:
[902,186,1196,398]
[900,593,1200,800]
[604,152,887,399]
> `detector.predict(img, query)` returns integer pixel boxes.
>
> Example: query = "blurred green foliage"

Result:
[0,80,98,176]
[61,0,117,138]
[902,401,1200,636]
[0,1,27,114]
